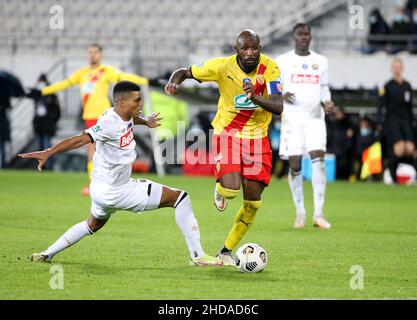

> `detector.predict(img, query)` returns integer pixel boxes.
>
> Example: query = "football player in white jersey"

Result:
[19,81,224,266]
[275,23,334,229]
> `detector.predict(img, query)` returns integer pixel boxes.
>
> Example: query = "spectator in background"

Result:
[363,8,390,54]
[387,5,410,54]
[326,107,355,180]
[353,116,378,180]
[406,0,417,50]
[0,69,25,168]
[378,58,415,184]
[29,74,61,170]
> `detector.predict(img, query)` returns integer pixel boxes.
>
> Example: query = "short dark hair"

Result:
[113,81,141,102]
[293,23,311,34]
[89,43,103,51]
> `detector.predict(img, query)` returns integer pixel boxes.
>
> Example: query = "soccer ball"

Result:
[235,243,268,273]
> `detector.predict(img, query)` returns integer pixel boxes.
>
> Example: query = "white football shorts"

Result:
[90,178,164,220]
[279,118,326,157]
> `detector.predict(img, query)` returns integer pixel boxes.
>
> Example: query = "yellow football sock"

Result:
[224,199,262,250]
[217,183,240,199]
[87,161,93,181]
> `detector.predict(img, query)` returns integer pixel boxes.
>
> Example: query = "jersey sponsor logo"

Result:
[302,64,308,69]
[234,94,259,110]
[291,74,320,84]
[120,128,134,148]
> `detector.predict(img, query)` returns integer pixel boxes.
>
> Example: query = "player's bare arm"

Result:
[133,112,163,128]
[165,68,193,95]
[18,132,92,171]
[243,81,283,115]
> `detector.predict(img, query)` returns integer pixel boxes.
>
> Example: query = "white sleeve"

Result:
[85,116,117,142]
[320,57,331,103]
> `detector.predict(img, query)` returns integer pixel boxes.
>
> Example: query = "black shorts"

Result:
[384,119,415,145]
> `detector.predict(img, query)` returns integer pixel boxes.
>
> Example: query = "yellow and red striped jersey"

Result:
[191,54,281,139]
[42,64,148,120]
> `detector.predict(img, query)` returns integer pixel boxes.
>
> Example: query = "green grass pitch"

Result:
[0,170,416,299]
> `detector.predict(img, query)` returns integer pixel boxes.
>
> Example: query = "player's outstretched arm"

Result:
[18,132,92,171]
[133,112,163,128]
[165,68,193,95]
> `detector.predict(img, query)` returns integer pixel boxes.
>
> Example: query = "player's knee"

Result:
[173,190,191,209]
[289,165,302,175]
[217,183,240,199]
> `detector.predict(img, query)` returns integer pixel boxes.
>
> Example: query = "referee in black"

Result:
[378,58,415,183]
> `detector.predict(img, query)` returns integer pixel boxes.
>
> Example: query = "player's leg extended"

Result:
[152,185,223,266]
[309,150,331,229]
[217,179,264,265]
[288,155,306,228]
[31,214,108,262]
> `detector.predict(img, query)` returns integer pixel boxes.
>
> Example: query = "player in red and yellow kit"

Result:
[165,30,283,265]
[35,44,148,196]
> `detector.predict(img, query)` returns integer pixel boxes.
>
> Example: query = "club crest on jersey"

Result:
[120,128,134,148]
[234,94,259,110]
[256,74,265,85]
[312,64,318,70]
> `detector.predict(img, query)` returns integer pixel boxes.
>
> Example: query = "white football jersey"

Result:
[85,108,136,186]
[275,50,331,121]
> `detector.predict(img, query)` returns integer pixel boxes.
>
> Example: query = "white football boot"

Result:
[213,184,228,212]
[313,216,332,229]
[294,215,306,228]
[216,250,235,266]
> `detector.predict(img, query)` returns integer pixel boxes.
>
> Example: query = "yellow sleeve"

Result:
[106,65,148,85]
[190,57,224,82]
[265,60,281,83]
[41,69,81,95]
[118,71,149,85]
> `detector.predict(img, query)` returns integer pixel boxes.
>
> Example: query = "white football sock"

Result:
[174,192,204,259]
[311,158,326,218]
[43,221,93,260]
[288,170,306,216]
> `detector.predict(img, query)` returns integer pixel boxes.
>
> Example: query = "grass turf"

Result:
[0,170,416,299]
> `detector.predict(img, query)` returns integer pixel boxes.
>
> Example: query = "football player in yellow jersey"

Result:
[29,44,148,196]
[165,30,283,265]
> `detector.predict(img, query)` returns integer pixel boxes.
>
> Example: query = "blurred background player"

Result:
[28,44,149,195]
[19,81,223,267]
[378,58,415,184]
[165,30,283,265]
[275,23,334,229]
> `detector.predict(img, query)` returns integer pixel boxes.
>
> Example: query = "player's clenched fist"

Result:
[165,82,179,95]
